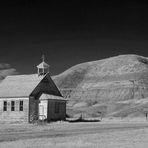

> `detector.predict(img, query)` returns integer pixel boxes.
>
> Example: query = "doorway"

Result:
[39,100,47,120]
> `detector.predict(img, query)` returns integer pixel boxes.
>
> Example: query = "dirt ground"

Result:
[1,119,148,148]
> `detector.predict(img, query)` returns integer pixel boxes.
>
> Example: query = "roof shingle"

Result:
[0,74,45,97]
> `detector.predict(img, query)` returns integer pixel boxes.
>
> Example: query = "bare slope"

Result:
[53,55,148,118]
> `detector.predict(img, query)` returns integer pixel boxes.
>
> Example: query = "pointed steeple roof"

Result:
[37,61,50,69]
[37,54,50,68]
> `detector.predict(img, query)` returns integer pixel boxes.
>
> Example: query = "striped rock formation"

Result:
[53,55,148,118]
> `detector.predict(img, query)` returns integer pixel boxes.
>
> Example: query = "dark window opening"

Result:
[20,101,23,111]
[3,101,7,111]
[55,102,60,113]
[11,101,15,111]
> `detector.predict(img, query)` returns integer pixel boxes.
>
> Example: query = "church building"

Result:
[0,57,66,123]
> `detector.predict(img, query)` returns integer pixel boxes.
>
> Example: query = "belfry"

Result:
[37,55,50,76]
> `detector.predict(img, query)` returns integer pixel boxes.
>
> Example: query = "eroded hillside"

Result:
[53,55,148,118]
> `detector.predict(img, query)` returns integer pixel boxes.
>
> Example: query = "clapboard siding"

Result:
[0,98,29,123]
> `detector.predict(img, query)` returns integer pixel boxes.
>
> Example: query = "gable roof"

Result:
[0,73,62,98]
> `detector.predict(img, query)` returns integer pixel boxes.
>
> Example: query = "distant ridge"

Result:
[53,54,148,118]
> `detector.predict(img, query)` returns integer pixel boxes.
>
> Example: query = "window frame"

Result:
[55,102,60,113]
[3,101,7,111]
[19,100,23,111]
[11,101,15,111]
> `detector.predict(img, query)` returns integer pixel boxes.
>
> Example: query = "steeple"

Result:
[37,55,50,76]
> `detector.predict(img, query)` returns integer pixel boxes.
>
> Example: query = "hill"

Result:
[53,54,148,118]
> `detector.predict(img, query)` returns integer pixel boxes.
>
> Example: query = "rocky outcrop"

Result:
[53,55,148,118]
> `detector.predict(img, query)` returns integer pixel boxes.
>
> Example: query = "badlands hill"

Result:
[53,54,148,118]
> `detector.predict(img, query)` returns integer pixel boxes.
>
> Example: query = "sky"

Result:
[0,0,148,76]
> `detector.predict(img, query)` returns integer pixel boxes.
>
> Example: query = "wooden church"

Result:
[0,57,66,123]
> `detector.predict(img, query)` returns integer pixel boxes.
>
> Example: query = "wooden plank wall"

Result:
[47,100,66,121]
[29,96,39,123]
[0,98,29,123]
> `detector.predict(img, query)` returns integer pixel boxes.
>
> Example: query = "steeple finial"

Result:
[42,54,45,62]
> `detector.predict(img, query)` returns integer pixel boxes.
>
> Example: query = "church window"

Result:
[20,101,23,111]
[11,101,15,111]
[3,101,7,111]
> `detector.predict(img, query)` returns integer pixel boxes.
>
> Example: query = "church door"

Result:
[39,100,47,120]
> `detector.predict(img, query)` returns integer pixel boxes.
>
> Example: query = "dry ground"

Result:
[1,119,148,148]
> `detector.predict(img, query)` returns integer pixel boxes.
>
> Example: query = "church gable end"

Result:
[30,73,62,98]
